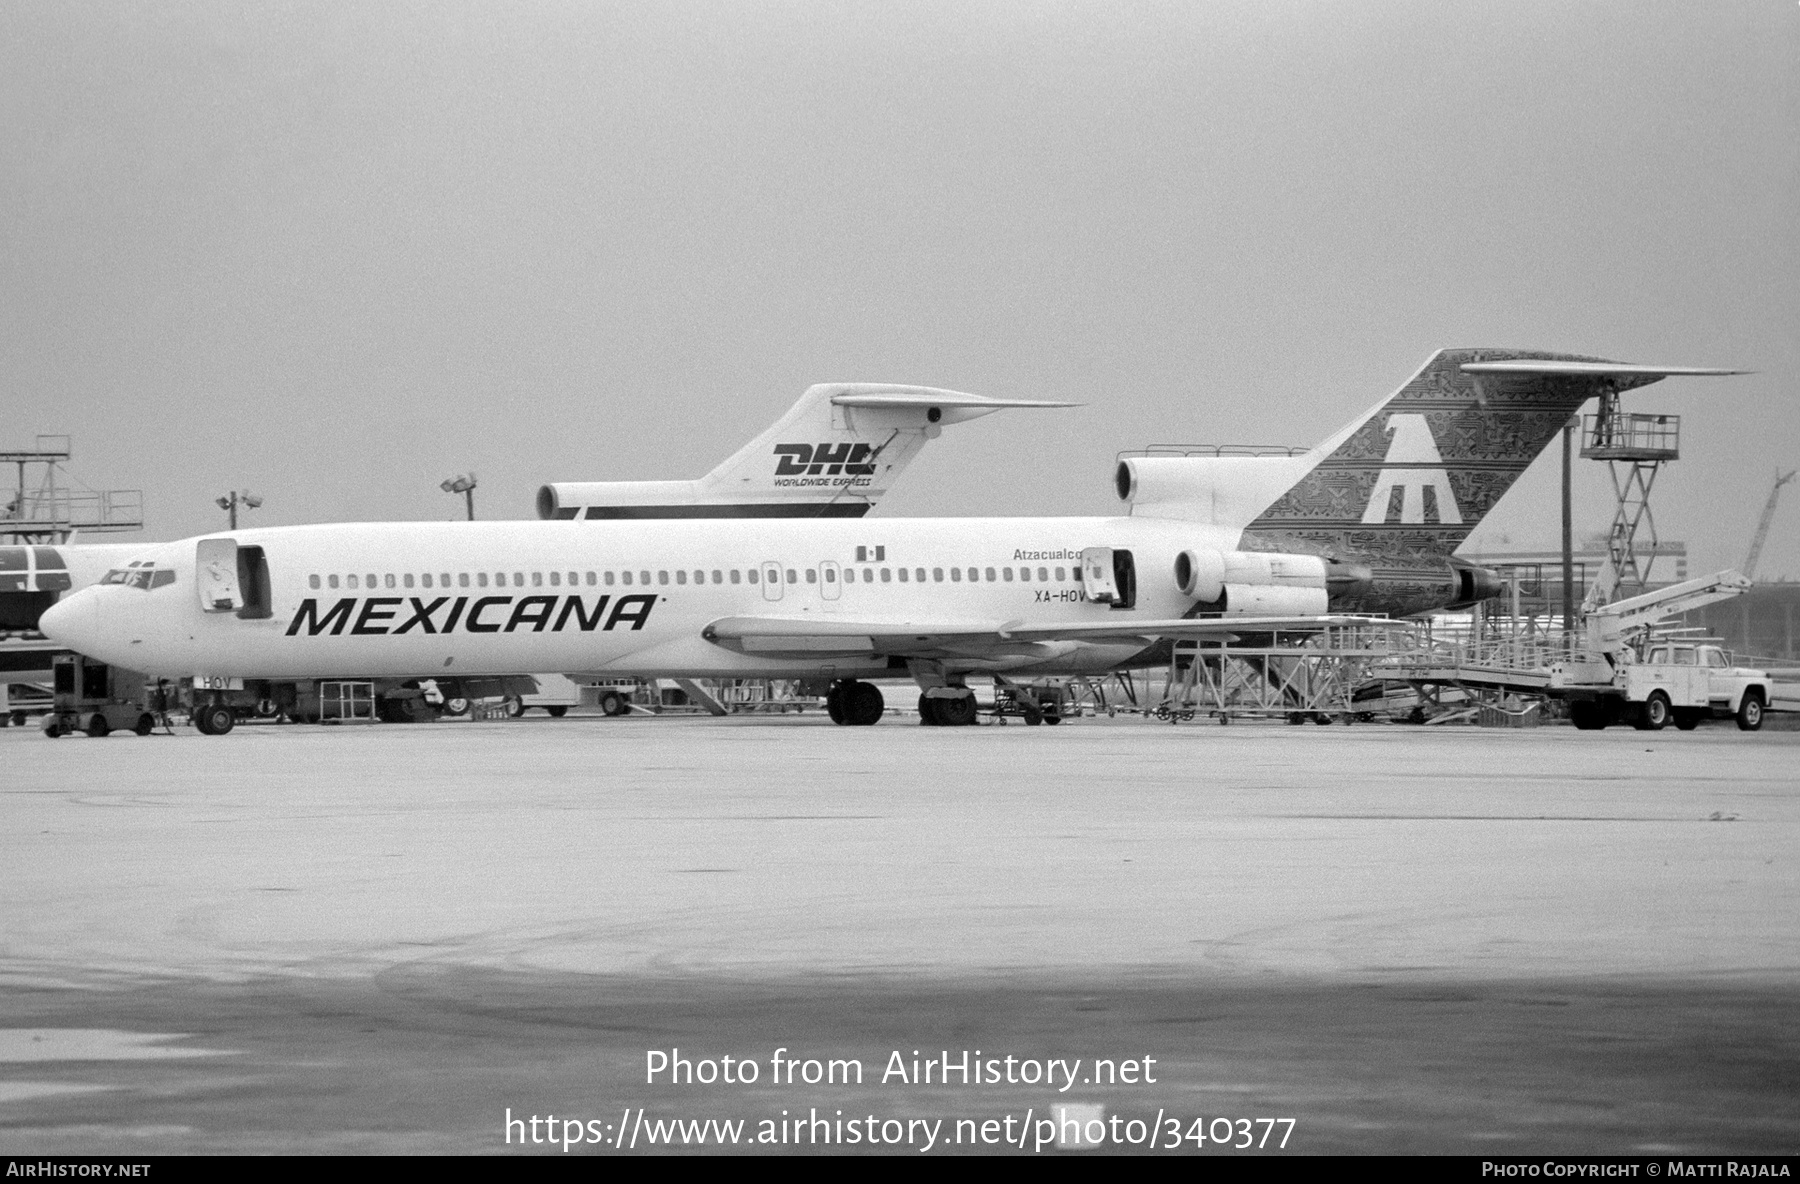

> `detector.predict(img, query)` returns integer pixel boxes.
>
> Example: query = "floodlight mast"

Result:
[214,490,261,530]
[440,473,477,521]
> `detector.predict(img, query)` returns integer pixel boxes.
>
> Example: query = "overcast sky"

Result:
[3,1,1795,578]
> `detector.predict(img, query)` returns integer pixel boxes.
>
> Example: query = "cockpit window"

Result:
[101,563,176,591]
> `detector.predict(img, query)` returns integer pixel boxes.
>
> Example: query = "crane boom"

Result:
[1743,469,1796,580]
[1583,569,1752,655]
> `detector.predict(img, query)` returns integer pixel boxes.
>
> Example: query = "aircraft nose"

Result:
[39,589,100,653]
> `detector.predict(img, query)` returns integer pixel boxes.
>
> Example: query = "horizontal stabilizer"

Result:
[1460,361,1749,379]
[831,391,1078,409]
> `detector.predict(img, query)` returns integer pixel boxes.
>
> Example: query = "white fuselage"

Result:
[46,515,1244,682]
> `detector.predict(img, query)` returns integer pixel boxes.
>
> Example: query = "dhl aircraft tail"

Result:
[539,384,1074,520]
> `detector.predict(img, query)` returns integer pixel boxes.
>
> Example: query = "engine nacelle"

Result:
[1173,548,1327,602]
[1218,584,1329,616]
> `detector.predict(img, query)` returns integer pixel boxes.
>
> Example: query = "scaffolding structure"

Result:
[1580,406,1679,608]
[1153,622,1426,723]
[1,436,143,543]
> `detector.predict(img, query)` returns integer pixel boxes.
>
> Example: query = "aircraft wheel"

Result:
[936,693,978,727]
[917,694,938,726]
[1736,692,1764,732]
[546,705,568,718]
[845,681,884,726]
[198,704,235,735]
[826,683,847,725]
[1637,692,1671,731]
[134,713,156,737]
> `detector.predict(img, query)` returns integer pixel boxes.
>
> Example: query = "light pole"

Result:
[440,473,477,521]
[215,490,262,530]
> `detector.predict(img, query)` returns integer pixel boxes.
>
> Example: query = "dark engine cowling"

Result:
[1446,561,1505,609]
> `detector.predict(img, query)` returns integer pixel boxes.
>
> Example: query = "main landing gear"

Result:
[826,680,885,727]
[917,690,978,727]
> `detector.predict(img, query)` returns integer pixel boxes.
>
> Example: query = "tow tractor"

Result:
[41,653,163,738]
[1549,571,1773,731]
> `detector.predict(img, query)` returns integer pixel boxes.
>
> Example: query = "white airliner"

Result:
[40,350,1742,732]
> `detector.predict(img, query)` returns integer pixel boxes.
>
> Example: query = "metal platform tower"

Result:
[1,436,144,544]
[1579,389,1679,610]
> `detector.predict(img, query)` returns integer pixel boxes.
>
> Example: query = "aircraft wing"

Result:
[702,613,1391,659]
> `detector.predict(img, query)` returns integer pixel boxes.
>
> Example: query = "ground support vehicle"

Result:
[1551,643,1773,732]
[986,678,1066,726]
[40,654,162,737]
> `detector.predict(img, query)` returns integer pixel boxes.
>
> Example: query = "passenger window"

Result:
[747,569,758,584]
[694,570,705,584]
[403,574,414,589]
[309,574,321,590]
[421,574,432,589]
[786,569,798,583]
[384,574,396,589]
[823,568,835,583]
[881,568,891,583]
[712,570,723,584]
[1042,567,1052,581]
[458,573,470,588]
[513,573,524,587]
[951,568,961,582]
[933,568,944,582]
[1020,567,1031,582]
[1003,567,1013,582]
[985,567,996,582]
[549,571,560,587]
[621,571,632,585]
[586,572,596,585]
[640,571,650,585]
[532,572,543,587]
[676,570,687,585]
[478,573,489,588]
[807,569,818,584]
[731,570,741,584]
[603,572,614,586]
[348,575,360,589]
[328,575,339,589]
[917,568,927,582]
[367,573,377,587]
[897,568,908,582]
[658,571,670,585]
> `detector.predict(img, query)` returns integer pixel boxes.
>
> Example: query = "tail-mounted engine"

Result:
[1169,548,1375,616]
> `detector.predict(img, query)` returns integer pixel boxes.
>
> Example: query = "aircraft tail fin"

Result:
[539,384,1075,520]
[1241,348,1744,558]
